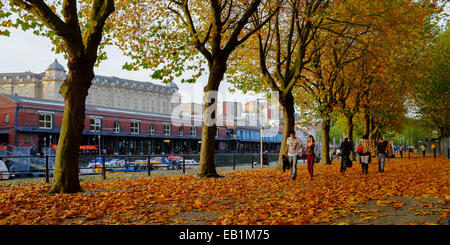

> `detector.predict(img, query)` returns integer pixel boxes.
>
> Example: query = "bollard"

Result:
[102,154,106,179]
[434,148,436,159]
[183,155,186,174]
[147,155,151,176]
[251,154,254,169]
[45,155,49,184]
[233,154,236,170]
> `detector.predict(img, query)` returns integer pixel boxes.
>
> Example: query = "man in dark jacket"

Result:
[376,137,388,173]
[340,136,352,173]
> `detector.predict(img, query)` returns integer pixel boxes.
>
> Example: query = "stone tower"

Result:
[41,59,66,101]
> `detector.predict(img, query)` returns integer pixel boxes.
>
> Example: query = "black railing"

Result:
[0,153,279,183]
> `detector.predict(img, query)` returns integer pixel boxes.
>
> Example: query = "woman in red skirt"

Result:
[304,135,316,180]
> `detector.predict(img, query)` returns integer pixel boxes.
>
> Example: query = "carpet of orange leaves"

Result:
[0,157,448,225]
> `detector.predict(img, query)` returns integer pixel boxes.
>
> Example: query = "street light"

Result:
[98,134,101,159]
[257,98,264,168]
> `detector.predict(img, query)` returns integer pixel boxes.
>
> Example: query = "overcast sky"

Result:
[0,28,262,105]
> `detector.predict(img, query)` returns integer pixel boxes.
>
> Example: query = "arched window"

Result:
[190,127,197,137]
[179,127,184,136]
[149,124,155,135]
[163,124,171,135]
[113,121,120,133]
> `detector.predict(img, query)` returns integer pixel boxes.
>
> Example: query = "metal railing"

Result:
[0,153,280,183]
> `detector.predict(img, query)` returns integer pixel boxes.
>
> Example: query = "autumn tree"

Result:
[112,0,278,178]
[312,0,442,156]
[227,0,333,167]
[412,24,450,138]
[2,0,115,193]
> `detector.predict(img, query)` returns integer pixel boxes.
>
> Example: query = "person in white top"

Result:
[285,129,303,180]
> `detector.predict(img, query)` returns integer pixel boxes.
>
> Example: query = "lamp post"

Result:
[257,98,264,168]
[98,134,101,159]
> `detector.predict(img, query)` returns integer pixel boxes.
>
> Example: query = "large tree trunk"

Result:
[363,111,370,136]
[49,58,93,194]
[277,91,295,168]
[321,119,331,164]
[197,56,226,178]
[346,114,356,161]
[369,117,378,149]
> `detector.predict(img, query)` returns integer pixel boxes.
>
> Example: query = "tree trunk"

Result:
[197,57,226,178]
[49,59,93,194]
[363,112,370,136]
[321,119,331,164]
[346,114,356,161]
[277,91,295,168]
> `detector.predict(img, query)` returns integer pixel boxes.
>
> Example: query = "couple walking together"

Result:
[284,130,315,180]
[357,135,389,174]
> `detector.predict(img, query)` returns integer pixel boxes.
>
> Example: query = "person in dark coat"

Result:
[376,137,388,173]
[340,136,352,174]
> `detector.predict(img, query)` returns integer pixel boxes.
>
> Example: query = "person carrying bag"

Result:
[358,135,372,174]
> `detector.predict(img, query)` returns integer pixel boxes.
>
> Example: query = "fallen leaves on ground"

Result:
[0,157,448,225]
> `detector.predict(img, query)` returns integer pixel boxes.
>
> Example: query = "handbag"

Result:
[361,155,369,164]
[357,145,363,154]
[282,155,290,172]
[345,158,353,168]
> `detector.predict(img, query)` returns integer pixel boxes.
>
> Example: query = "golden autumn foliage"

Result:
[0,157,448,225]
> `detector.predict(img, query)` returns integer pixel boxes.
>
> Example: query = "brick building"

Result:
[0,94,281,155]
[0,59,181,115]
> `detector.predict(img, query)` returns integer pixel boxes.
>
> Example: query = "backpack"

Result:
[357,144,363,154]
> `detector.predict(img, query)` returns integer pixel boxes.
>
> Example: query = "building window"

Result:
[131,121,140,134]
[113,121,120,133]
[39,113,52,129]
[190,127,197,137]
[179,127,184,136]
[90,117,102,132]
[4,114,9,123]
[24,134,31,144]
[163,124,171,135]
[149,124,155,135]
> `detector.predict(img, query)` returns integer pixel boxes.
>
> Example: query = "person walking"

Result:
[421,143,426,157]
[431,143,436,158]
[303,135,316,180]
[358,135,372,174]
[386,141,393,158]
[340,136,352,174]
[376,137,388,173]
[399,145,404,158]
[285,129,302,180]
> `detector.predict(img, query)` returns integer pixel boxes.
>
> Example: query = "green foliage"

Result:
[412,24,450,137]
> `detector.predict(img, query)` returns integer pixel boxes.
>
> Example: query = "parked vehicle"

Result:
[168,159,182,170]
[184,159,199,166]
[109,158,130,168]
[87,157,111,168]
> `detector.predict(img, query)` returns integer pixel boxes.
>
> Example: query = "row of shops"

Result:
[0,94,282,155]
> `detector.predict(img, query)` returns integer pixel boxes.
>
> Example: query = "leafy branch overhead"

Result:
[111,0,279,84]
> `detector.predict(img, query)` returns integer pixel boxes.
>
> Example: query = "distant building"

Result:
[0,94,282,154]
[0,59,181,115]
[179,103,203,117]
